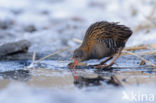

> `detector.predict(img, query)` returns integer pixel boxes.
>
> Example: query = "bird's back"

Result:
[82,21,132,48]
[81,21,133,59]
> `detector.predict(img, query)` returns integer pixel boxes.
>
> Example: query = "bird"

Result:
[72,21,133,69]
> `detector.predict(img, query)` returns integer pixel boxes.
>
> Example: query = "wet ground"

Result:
[0,54,156,103]
[0,54,155,87]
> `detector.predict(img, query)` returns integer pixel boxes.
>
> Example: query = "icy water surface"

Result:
[0,55,156,103]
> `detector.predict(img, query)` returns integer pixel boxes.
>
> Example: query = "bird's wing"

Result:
[83,21,132,49]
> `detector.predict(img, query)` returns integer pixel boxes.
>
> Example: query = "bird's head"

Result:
[73,48,88,62]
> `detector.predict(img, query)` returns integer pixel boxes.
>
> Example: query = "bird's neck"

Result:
[79,43,93,59]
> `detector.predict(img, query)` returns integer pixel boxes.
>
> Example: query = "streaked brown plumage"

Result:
[73,21,132,69]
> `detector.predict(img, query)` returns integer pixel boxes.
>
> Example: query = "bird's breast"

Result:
[88,43,116,59]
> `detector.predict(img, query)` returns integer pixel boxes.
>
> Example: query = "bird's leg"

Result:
[88,57,112,68]
[95,49,122,69]
[100,57,113,65]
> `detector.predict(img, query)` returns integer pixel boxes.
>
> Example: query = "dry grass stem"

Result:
[150,44,156,49]
[27,50,36,69]
[123,50,156,67]
[140,60,146,65]
[72,38,82,43]
[36,46,71,63]
[134,4,156,32]
[32,50,36,63]
[121,51,156,56]
[138,51,156,55]
[112,66,156,69]
[124,45,149,51]
[111,75,122,86]
[27,47,71,69]
[147,4,156,20]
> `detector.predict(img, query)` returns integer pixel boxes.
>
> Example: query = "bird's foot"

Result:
[88,64,99,68]
[88,64,110,69]
[68,62,75,69]
[95,64,110,69]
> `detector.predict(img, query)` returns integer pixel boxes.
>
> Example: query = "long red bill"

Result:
[72,60,78,71]
[72,60,79,80]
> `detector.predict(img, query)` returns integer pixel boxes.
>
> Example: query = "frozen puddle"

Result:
[0,59,156,103]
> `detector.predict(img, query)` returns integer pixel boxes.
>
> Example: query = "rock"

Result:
[23,25,37,33]
[0,52,61,60]
[0,40,31,57]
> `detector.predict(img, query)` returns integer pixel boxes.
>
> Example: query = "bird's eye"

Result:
[73,49,83,58]
[75,55,78,58]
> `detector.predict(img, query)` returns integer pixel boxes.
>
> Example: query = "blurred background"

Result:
[0,0,156,53]
[0,0,156,103]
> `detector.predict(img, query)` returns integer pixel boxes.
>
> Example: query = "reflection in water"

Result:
[0,69,31,81]
[73,74,121,88]
[74,76,104,88]
[68,62,122,88]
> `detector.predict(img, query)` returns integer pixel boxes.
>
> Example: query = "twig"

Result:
[27,46,71,69]
[121,51,156,56]
[123,50,156,67]
[138,51,156,56]
[72,38,82,44]
[32,50,36,63]
[112,66,156,69]
[125,43,156,51]
[124,45,148,51]
[111,75,122,86]
[146,4,156,20]
[27,50,36,69]
[35,46,71,63]
[140,60,145,65]
[134,4,156,32]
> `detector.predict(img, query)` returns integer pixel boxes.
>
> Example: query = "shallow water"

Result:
[0,55,156,103]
